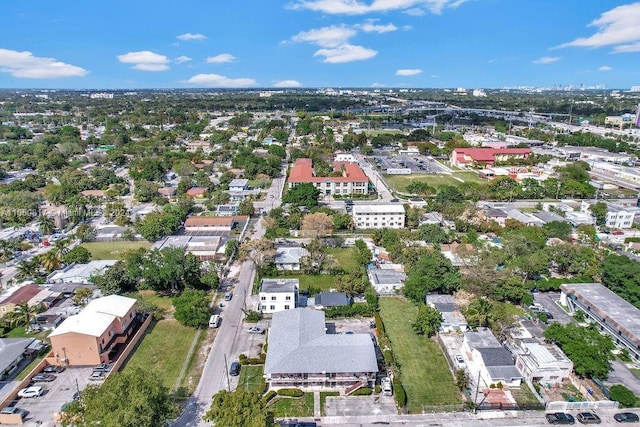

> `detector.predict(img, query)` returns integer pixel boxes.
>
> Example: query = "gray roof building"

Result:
[274,246,309,270]
[367,268,404,295]
[260,278,299,294]
[0,338,35,379]
[264,308,378,377]
[426,294,468,332]
[315,292,350,308]
[532,210,570,224]
[464,328,522,386]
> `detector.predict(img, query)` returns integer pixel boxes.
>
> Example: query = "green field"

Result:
[384,171,484,193]
[237,365,266,394]
[326,247,362,272]
[122,319,199,390]
[81,241,151,260]
[379,297,460,412]
[270,393,315,418]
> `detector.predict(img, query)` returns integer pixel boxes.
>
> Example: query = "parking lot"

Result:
[372,150,450,175]
[9,366,95,425]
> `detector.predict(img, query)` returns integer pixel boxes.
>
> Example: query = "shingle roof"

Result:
[265,308,378,375]
[0,285,41,305]
[0,338,35,373]
[288,158,368,184]
[260,279,299,293]
[315,292,350,307]
[477,347,515,367]
[275,247,309,265]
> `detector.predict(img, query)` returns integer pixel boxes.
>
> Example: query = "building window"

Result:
[261,296,266,301]
[284,305,290,310]
[270,305,275,310]
[285,296,291,301]
[271,296,276,301]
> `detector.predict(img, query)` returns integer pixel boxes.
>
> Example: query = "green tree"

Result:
[38,215,55,235]
[403,251,460,303]
[75,223,97,242]
[283,182,321,209]
[204,389,273,427]
[588,201,608,226]
[609,385,638,408]
[238,198,255,216]
[335,272,365,297]
[412,305,443,337]
[225,240,239,258]
[544,323,614,379]
[72,287,94,306]
[542,221,572,241]
[464,297,493,328]
[134,180,160,203]
[141,248,203,294]
[40,250,62,272]
[60,367,178,427]
[91,261,138,295]
[454,369,469,393]
[601,254,640,308]
[173,289,211,328]
[63,246,92,264]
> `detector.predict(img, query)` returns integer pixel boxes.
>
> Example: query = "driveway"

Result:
[324,395,396,417]
[533,292,574,325]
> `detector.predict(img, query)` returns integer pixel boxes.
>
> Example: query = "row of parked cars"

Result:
[546,411,639,424]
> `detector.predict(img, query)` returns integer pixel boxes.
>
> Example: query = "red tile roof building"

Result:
[450,148,532,167]
[287,158,369,196]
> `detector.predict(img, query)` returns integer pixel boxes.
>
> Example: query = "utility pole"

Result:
[473,370,482,413]
[224,353,231,392]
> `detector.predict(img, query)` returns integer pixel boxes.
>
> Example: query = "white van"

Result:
[209,315,220,328]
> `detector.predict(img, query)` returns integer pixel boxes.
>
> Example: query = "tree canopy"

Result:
[403,250,461,303]
[203,389,273,427]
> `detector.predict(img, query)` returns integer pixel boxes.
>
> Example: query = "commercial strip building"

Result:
[560,283,640,362]
[450,148,532,168]
[352,203,406,229]
[264,308,378,390]
[287,158,368,196]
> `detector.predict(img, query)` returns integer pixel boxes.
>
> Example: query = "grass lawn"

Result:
[320,392,339,416]
[631,368,640,378]
[327,247,362,272]
[270,393,315,418]
[122,319,199,390]
[510,384,541,406]
[128,291,174,312]
[15,355,46,381]
[81,241,151,260]
[237,365,265,394]
[379,297,460,412]
[384,171,484,193]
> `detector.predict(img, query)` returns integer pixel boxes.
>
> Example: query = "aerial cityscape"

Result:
[1,1,640,427]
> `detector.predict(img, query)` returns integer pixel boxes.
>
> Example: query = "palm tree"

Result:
[12,301,39,331]
[16,259,40,281]
[37,215,55,235]
[52,239,70,258]
[466,297,493,328]
[41,250,62,272]
[0,240,15,263]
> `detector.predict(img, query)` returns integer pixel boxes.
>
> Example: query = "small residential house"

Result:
[216,204,239,217]
[313,292,351,309]
[0,285,42,317]
[486,208,508,227]
[264,308,378,390]
[229,179,249,192]
[274,246,309,271]
[463,328,522,387]
[367,268,405,295]
[0,338,37,380]
[426,294,468,333]
[184,216,237,233]
[49,295,140,366]
[157,187,177,199]
[259,279,299,314]
[514,341,573,384]
[46,261,117,284]
[186,187,208,198]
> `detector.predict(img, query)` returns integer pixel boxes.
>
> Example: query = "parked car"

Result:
[43,365,65,373]
[224,292,233,301]
[546,412,575,425]
[32,373,56,382]
[455,354,465,366]
[614,412,640,423]
[248,326,264,334]
[576,412,601,424]
[229,362,241,376]
[381,377,392,396]
[93,363,111,372]
[18,386,43,398]
[89,371,106,381]
[0,406,27,417]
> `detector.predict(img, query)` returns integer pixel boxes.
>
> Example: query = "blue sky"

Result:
[1,0,639,89]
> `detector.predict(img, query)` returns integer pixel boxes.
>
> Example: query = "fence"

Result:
[110,312,153,373]
[545,400,619,411]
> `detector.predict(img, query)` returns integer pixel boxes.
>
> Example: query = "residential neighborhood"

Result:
[0,88,639,427]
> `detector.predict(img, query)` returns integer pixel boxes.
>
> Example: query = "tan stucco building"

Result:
[49,295,138,366]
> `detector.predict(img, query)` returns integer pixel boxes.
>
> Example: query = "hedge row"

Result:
[325,303,373,319]
[393,377,406,408]
[277,388,304,397]
[263,390,277,404]
[239,353,266,365]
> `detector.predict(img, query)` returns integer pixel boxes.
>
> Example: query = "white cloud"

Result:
[206,53,237,63]
[291,25,356,48]
[404,8,425,16]
[290,0,468,15]
[314,44,377,63]
[174,56,192,64]
[0,48,87,79]
[533,56,560,64]
[356,20,398,33]
[117,51,169,71]
[558,3,640,52]
[371,82,388,87]
[599,65,613,72]
[396,68,422,76]
[274,80,302,87]
[430,74,439,78]
[177,33,207,41]
[186,73,256,87]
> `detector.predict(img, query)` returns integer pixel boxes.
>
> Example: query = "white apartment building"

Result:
[258,279,299,314]
[606,205,636,229]
[334,153,357,162]
[352,203,406,229]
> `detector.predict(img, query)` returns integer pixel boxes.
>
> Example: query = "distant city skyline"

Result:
[0,0,639,89]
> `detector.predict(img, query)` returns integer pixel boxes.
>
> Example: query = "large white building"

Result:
[258,279,299,314]
[606,205,636,229]
[352,203,405,229]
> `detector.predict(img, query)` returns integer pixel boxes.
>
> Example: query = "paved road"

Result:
[357,154,394,201]
[173,168,283,427]
[532,292,573,325]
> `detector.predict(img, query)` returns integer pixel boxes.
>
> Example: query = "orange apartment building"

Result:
[287,158,369,196]
[49,295,139,366]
